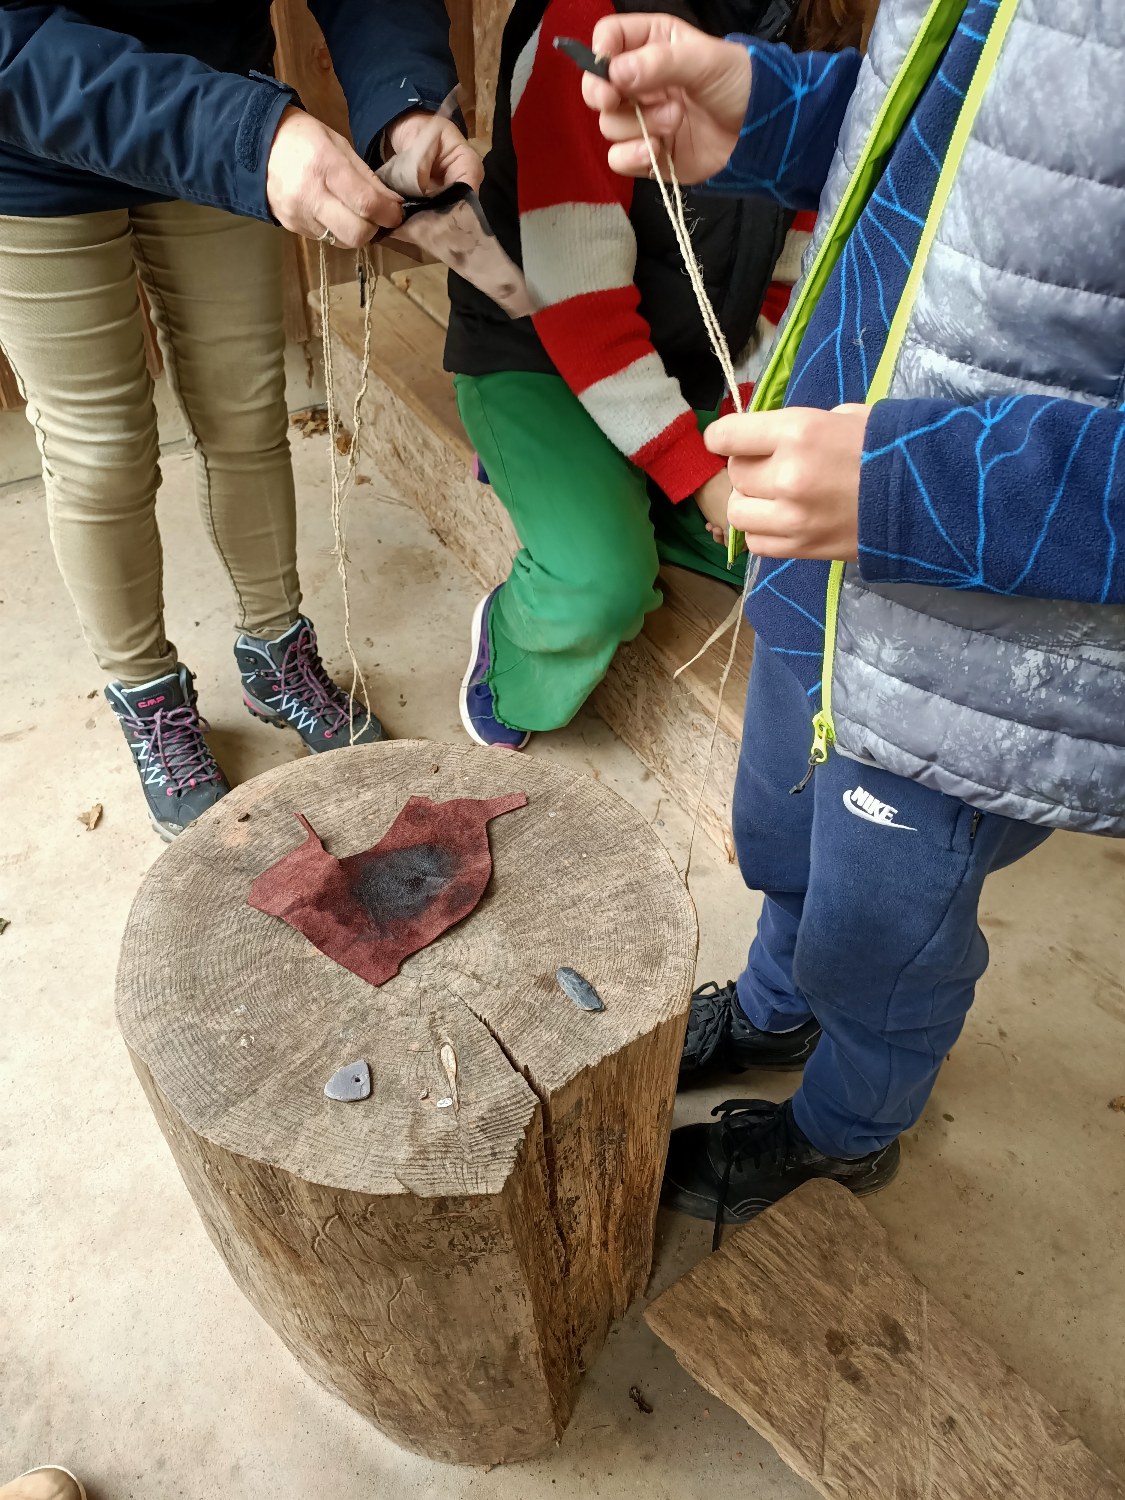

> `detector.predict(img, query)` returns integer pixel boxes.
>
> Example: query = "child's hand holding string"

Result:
[705,406,872,560]
[580,14,752,183]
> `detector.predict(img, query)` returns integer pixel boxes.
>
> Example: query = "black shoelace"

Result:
[685,980,739,1070]
[710,1099,798,1251]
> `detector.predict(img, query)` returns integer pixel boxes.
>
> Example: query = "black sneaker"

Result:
[105,666,230,841]
[663,1098,900,1248]
[679,979,821,1087]
[235,616,384,752]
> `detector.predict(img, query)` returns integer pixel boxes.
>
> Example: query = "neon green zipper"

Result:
[778,0,1023,786]
[791,560,845,792]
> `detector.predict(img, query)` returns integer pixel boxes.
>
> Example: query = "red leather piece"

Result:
[247,792,528,986]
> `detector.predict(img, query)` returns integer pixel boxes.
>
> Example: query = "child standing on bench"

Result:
[445,0,871,748]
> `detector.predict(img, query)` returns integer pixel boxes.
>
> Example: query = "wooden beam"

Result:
[473,0,515,140]
[646,1180,1125,1500]
[446,0,477,137]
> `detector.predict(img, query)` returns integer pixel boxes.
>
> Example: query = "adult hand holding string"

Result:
[705,406,871,560]
[581,14,751,183]
[267,108,403,247]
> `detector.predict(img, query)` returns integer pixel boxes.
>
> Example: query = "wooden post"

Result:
[117,742,696,1465]
[473,0,515,139]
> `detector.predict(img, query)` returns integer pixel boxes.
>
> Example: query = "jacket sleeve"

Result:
[858,395,1125,606]
[705,41,861,211]
[308,0,458,162]
[512,0,725,503]
[0,4,297,219]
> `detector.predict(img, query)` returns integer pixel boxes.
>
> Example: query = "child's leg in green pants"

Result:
[456,370,668,732]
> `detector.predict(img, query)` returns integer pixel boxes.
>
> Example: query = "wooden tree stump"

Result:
[117,742,696,1465]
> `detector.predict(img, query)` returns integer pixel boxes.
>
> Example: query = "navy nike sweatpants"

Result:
[733,643,1052,1159]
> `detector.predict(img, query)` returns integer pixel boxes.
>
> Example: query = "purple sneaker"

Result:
[459,590,529,750]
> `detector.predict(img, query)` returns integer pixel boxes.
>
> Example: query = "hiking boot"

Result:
[235,616,384,752]
[0,1471,86,1500]
[679,979,821,1087]
[664,1098,900,1247]
[105,666,230,841]
[460,590,530,750]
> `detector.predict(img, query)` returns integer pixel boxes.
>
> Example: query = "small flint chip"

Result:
[324,1059,372,1102]
[556,966,605,1012]
[554,36,612,80]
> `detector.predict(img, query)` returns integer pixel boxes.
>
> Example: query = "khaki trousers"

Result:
[0,201,300,684]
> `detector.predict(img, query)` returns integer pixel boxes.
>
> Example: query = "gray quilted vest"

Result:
[802,0,1125,835]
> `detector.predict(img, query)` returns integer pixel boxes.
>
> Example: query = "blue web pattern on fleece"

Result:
[859,395,1125,604]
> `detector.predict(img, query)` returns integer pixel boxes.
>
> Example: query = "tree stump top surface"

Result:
[117,742,697,1199]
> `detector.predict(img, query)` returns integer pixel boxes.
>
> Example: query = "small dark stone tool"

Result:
[556,966,606,1012]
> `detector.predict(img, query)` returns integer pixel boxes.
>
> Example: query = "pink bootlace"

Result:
[128,703,222,795]
[277,625,354,739]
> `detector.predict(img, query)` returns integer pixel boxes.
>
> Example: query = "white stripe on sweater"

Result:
[510,24,541,117]
[577,351,693,458]
[774,226,813,285]
[521,201,636,311]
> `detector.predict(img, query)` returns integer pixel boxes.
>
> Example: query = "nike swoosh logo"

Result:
[842,789,917,832]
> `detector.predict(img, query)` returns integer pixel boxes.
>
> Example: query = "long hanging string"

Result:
[635,109,760,875]
[318,238,375,746]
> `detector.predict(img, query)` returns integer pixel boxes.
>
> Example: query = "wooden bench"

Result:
[325,270,752,857]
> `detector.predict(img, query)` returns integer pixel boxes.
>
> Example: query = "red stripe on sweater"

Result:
[514,9,634,215]
[759,282,793,328]
[533,286,655,394]
[633,410,727,502]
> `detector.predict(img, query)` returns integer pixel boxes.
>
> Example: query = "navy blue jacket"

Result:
[0,1,457,217]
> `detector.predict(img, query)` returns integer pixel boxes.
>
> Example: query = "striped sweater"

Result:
[487,0,803,502]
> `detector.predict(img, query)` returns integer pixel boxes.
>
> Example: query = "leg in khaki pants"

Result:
[0,201,299,685]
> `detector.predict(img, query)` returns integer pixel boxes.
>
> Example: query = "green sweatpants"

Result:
[455,370,745,732]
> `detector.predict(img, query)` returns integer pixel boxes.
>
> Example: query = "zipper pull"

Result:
[790,711,832,795]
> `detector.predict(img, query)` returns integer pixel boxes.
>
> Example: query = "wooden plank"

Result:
[446,0,478,137]
[326,280,743,855]
[390,262,453,327]
[473,0,515,140]
[647,568,750,745]
[646,1180,1125,1500]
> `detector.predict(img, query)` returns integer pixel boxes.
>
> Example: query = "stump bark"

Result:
[116,742,697,1464]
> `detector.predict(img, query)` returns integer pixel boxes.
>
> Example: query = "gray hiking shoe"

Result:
[235,616,384,752]
[105,666,230,840]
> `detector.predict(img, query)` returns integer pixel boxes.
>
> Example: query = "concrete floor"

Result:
[1,409,1123,1499]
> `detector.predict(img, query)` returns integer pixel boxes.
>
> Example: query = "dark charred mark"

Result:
[351,842,457,933]
[878,1313,912,1357]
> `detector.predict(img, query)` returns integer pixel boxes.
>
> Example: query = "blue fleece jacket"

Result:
[0,1,457,220]
[707,0,1125,695]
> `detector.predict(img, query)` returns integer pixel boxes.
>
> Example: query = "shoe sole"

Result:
[663,1149,901,1227]
[678,1051,817,1090]
[242,692,384,750]
[459,594,529,751]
